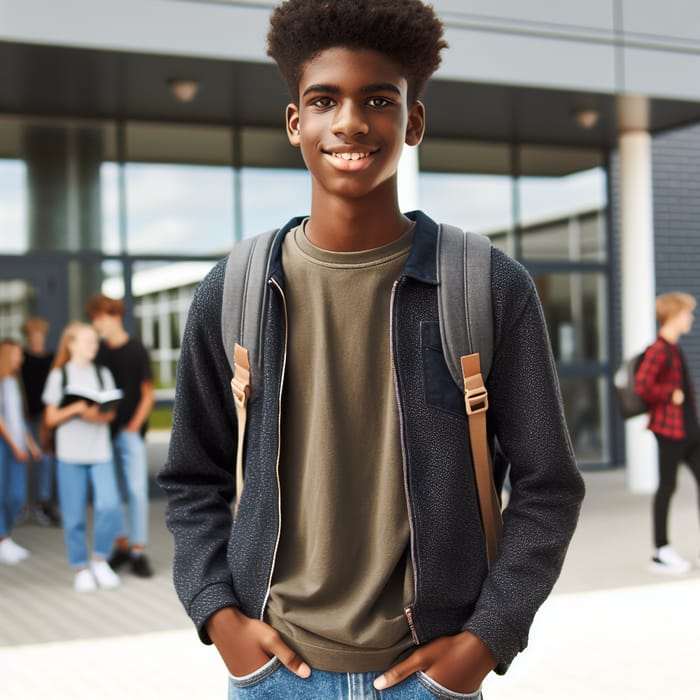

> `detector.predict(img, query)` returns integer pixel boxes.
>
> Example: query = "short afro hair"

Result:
[267,0,447,104]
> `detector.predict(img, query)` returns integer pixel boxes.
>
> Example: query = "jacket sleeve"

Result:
[461,249,585,671]
[156,258,240,644]
[635,341,675,406]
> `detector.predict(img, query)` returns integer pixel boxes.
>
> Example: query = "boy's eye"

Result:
[368,97,391,108]
[310,96,335,108]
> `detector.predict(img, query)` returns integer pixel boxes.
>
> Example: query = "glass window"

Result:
[125,163,235,255]
[533,272,608,364]
[559,377,609,463]
[0,159,28,254]
[123,123,234,255]
[119,260,217,390]
[519,165,607,261]
[0,279,34,339]
[419,173,514,253]
[66,260,123,322]
[240,168,311,238]
[100,162,122,255]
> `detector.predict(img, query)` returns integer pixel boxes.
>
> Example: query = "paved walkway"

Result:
[1,433,699,699]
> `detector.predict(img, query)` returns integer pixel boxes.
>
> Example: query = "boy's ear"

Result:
[405,101,426,147]
[286,103,301,147]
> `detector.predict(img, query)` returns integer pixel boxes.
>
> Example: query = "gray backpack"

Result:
[221,224,502,567]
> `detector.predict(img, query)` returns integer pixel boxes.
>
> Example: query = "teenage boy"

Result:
[158,1,585,698]
[86,294,155,578]
[636,292,700,575]
[20,316,60,526]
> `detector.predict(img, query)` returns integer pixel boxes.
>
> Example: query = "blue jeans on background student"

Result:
[56,459,122,567]
[227,658,483,699]
[28,417,54,503]
[113,430,149,547]
[0,440,26,537]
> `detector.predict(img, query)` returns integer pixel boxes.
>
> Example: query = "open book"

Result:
[61,385,124,413]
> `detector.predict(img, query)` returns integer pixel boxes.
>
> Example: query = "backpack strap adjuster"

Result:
[464,374,488,415]
[231,344,251,409]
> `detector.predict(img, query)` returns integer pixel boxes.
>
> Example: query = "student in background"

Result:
[42,322,122,592]
[636,291,700,574]
[85,294,155,578]
[21,316,60,526]
[0,339,41,565]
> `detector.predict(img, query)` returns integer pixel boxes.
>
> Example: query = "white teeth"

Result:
[334,152,369,160]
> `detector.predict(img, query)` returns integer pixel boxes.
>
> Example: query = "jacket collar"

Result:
[268,210,440,285]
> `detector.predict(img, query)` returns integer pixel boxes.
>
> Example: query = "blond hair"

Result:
[656,292,697,325]
[52,321,95,369]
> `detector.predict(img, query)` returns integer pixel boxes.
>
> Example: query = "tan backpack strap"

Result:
[231,343,251,516]
[461,352,503,568]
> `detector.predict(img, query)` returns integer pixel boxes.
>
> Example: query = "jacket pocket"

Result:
[421,321,464,417]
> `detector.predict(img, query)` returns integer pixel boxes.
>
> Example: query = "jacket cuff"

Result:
[188,582,240,645]
[461,608,523,675]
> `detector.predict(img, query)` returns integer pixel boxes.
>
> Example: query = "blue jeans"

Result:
[113,430,149,546]
[56,459,122,567]
[228,658,483,699]
[0,440,26,537]
[28,417,54,502]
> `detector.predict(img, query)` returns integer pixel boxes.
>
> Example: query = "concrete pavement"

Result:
[1,432,698,699]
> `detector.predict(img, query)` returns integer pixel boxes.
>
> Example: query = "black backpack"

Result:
[614,344,672,419]
[613,351,648,419]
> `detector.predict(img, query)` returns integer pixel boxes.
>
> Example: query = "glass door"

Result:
[0,257,68,349]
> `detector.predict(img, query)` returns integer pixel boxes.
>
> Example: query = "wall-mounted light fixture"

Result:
[167,78,200,103]
[572,107,600,130]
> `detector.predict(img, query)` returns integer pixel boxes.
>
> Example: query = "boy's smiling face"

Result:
[286,47,425,203]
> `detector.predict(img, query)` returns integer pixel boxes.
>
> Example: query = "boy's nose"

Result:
[332,102,369,137]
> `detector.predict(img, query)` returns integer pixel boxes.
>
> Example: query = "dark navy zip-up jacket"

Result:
[158,211,585,672]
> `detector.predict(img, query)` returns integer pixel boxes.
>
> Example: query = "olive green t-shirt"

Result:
[264,222,415,672]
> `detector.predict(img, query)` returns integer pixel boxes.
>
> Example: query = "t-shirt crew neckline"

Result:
[294,219,415,268]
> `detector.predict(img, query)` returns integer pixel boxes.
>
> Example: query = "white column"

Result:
[397,144,420,212]
[619,129,658,493]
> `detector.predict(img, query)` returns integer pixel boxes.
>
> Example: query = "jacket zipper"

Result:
[390,278,420,646]
[259,277,288,620]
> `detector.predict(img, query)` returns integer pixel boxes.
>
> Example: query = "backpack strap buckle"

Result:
[464,375,488,415]
[231,343,251,409]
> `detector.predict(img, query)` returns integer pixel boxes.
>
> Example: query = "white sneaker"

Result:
[6,538,30,560]
[648,545,691,574]
[91,559,120,589]
[74,568,97,593]
[0,539,21,564]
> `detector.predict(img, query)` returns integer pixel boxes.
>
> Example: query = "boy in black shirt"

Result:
[86,294,155,578]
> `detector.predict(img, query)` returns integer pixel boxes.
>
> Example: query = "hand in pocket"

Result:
[206,607,311,679]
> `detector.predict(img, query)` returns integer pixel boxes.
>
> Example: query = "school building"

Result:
[2,0,700,489]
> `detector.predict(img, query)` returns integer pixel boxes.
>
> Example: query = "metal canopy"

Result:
[2,40,700,150]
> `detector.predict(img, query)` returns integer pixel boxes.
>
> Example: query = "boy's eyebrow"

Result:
[302,82,402,97]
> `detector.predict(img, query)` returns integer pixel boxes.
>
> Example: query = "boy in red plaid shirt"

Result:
[635,292,700,574]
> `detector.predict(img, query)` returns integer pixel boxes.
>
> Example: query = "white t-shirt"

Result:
[42,363,115,464]
[0,376,27,448]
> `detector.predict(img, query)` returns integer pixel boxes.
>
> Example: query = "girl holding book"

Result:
[0,339,41,564]
[43,321,123,592]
